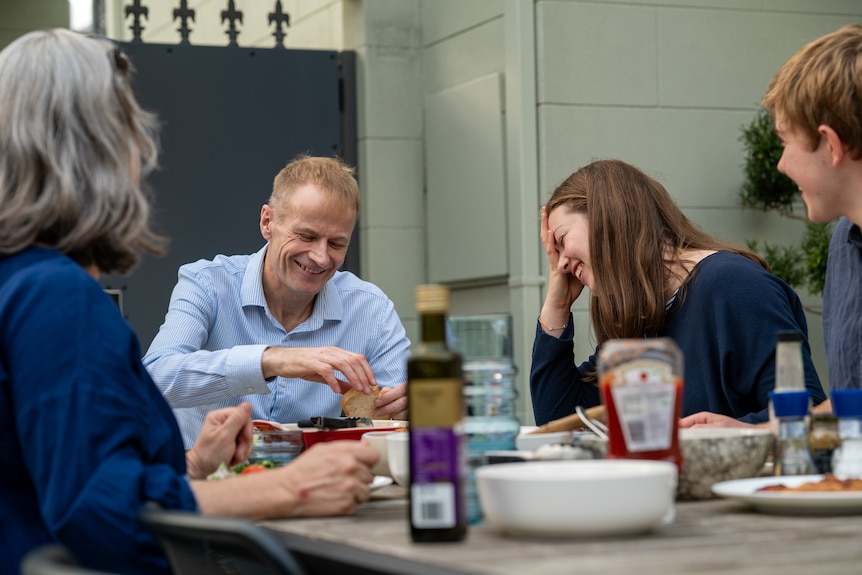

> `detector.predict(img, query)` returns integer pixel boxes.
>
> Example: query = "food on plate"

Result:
[252,419,287,431]
[207,460,277,480]
[341,385,390,419]
[756,474,862,493]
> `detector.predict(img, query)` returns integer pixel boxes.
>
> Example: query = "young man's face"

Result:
[775,110,844,223]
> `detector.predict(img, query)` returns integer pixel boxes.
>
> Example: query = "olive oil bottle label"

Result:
[410,379,464,427]
[409,377,465,528]
[410,428,463,528]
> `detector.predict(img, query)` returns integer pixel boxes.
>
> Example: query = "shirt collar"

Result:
[241,244,344,325]
[845,219,862,249]
[314,277,344,323]
[241,245,269,309]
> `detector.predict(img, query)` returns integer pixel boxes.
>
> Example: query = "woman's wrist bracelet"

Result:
[538,316,568,332]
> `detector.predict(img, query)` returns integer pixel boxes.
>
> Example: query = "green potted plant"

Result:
[739,108,832,310]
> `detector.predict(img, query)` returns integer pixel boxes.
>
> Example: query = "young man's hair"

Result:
[763,24,862,160]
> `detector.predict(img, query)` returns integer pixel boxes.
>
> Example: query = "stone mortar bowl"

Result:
[574,427,774,500]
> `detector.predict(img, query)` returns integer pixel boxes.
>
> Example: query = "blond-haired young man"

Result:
[764,24,862,403]
[682,25,862,426]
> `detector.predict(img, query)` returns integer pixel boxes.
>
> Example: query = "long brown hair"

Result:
[546,159,768,346]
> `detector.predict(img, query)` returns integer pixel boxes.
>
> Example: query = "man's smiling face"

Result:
[260,183,356,298]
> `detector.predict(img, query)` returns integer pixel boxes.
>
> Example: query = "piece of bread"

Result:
[341,385,391,419]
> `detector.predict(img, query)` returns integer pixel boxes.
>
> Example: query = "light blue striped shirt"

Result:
[142,245,410,448]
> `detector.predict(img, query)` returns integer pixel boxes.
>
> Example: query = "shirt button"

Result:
[247,386,254,393]
[279,380,287,387]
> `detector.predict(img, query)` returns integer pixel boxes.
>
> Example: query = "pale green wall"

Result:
[344,0,426,354]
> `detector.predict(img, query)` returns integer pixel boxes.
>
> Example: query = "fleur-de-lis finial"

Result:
[173,0,195,45]
[221,0,243,47]
[124,0,149,43]
[268,1,291,49]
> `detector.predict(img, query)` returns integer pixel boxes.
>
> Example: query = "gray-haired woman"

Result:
[0,29,377,574]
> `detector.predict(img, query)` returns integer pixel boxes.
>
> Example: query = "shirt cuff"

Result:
[225,344,272,397]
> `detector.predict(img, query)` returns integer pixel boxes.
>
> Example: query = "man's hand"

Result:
[373,384,407,420]
[261,346,376,394]
[186,402,254,479]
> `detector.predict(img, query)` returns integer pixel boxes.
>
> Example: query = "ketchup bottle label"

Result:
[609,360,676,452]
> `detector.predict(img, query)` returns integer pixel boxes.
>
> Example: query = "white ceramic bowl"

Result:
[515,426,573,452]
[476,460,677,537]
[573,427,774,500]
[386,432,410,486]
[361,430,396,477]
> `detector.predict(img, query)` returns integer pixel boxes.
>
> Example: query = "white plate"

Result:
[515,426,573,452]
[712,475,862,515]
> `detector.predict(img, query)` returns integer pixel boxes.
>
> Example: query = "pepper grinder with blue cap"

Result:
[831,389,862,479]
[771,390,816,476]
[770,330,815,476]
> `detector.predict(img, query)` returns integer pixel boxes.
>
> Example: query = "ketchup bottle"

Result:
[598,338,684,473]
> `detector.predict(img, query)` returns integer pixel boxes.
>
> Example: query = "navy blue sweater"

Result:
[530,251,826,425]
[0,247,195,574]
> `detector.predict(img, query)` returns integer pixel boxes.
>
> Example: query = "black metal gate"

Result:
[99,2,357,350]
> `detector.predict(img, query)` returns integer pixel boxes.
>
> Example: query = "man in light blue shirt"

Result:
[144,155,410,448]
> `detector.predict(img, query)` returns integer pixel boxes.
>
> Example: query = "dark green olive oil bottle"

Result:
[407,284,467,542]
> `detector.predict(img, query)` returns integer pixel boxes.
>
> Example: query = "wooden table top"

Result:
[261,484,862,575]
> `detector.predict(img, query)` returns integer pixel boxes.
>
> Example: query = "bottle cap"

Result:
[776,330,803,342]
[770,390,810,418]
[832,389,862,418]
[416,284,449,313]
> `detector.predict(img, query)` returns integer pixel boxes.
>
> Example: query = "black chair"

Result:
[139,504,307,575]
[20,545,120,575]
